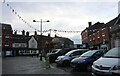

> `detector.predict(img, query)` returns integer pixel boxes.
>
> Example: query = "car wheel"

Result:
[63,60,70,66]
[87,64,92,72]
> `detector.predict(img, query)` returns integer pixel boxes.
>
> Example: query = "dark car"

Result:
[47,48,75,63]
[70,49,108,71]
[55,49,88,66]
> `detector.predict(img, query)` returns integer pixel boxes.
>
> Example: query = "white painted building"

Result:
[28,36,37,48]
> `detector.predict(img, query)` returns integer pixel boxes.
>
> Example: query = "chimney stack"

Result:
[48,33,50,37]
[88,22,92,27]
[22,30,25,35]
[26,31,29,36]
[14,31,17,35]
[34,31,37,35]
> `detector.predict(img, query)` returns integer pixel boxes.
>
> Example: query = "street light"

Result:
[33,19,50,61]
[33,19,50,35]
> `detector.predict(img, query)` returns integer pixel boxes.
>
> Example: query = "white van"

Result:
[92,47,120,76]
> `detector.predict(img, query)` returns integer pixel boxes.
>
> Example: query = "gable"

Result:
[28,36,37,48]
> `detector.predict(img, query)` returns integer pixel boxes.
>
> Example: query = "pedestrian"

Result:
[40,49,42,61]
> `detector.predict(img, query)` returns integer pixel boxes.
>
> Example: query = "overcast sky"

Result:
[1,0,120,44]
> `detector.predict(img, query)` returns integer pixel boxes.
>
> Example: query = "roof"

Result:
[88,22,104,30]
[12,34,53,43]
[105,14,120,27]
[12,34,30,43]
[0,23,12,30]
[53,36,74,44]
[81,27,88,35]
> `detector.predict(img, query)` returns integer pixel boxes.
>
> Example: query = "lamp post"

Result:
[33,19,50,61]
[33,19,50,35]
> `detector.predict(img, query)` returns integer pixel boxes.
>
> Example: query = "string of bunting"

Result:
[3,1,82,34]
[3,1,39,32]
[13,29,82,33]
[48,29,82,33]
[13,29,82,34]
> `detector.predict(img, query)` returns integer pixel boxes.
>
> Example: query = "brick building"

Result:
[1,23,74,57]
[1,23,13,56]
[81,14,120,50]
[81,22,109,50]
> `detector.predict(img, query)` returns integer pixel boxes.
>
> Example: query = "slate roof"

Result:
[0,23,12,30]
[88,22,104,30]
[12,34,53,43]
[12,34,30,43]
[105,14,120,27]
[53,36,74,45]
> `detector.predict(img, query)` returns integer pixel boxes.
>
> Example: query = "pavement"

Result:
[2,56,70,75]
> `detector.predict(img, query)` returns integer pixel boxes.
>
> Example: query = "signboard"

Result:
[6,51,12,56]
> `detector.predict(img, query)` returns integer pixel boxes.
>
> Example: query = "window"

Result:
[13,43,19,47]
[5,40,9,46]
[97,31,100,38]
[3,27,5,29]
[21,43,27,47]
[5,36,9,38]
[94,51,103,57]
[102,34,105,37]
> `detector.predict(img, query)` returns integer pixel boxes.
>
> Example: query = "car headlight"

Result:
[92,61,97,66]
[113,64,120,70]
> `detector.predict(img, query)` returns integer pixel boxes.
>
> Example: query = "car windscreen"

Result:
[55,49,62,53]
[103,47,120,58]
[65,50,77,56]
[51,49,58,53]
[80,50,98,57]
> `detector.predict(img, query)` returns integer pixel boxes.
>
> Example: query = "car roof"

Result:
[67,49,88,53]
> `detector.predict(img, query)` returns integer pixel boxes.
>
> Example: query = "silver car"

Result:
[55,49,88,66]
[92,47,120,76]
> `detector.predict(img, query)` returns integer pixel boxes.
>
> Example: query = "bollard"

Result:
[45,56,50,69]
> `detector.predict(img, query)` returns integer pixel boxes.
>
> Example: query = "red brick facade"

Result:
[81,22,110,50]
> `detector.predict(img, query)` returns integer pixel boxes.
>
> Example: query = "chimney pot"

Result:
[88,22,92,27]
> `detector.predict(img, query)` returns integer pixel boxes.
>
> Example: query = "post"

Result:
[41,19,42,35]
[40,19,42,61]
[33,19,50,61]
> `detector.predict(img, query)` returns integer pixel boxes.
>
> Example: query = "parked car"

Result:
[92,47,120,76]
[55,49,88,66]
[112,69,120,76]
[51,49,62,53]
[47,48,75,63]
[70,49,108,71]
